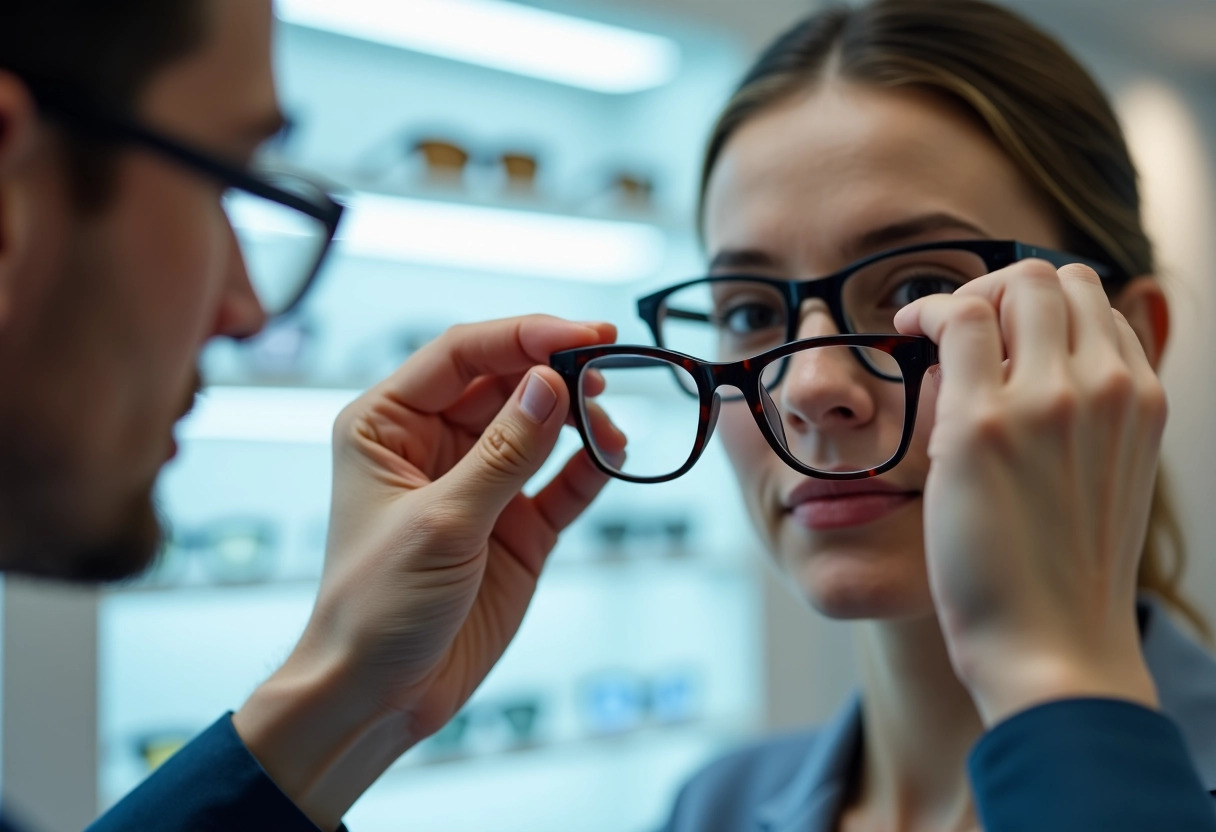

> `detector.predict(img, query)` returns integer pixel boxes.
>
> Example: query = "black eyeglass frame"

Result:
[550,334,938,484]
[637,239,1127,358]
[23,78,345,318]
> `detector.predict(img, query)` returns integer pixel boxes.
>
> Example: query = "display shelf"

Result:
[389,714,749,772]
[104,552,752,597]
[104,576,321,596]
[169,376,696,400]
[330,174,693,232]
[273,13,745,228]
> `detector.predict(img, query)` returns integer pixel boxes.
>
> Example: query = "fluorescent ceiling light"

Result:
[276,0,681,94]
[177,387,361,445]
[336,193,667,283]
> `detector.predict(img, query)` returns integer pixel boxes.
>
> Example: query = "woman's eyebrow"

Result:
[707,214,991,275]
[708,249,783,273]
[848,213,991,258]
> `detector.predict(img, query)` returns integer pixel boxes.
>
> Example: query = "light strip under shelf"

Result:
[175,387,661,447]
[276,0,682,94]
[336,192,668,283]
[177,387,361,445]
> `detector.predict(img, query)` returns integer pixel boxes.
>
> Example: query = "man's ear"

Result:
[1112,276,1170,371]
[0,71,40,332]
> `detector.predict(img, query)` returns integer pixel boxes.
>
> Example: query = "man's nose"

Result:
[212,223,268,342]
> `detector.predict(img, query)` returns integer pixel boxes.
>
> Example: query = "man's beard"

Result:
[0,372,202,584]
[41,494,164,584]
[0,476,165,584]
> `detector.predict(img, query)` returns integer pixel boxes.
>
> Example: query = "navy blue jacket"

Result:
[4,599,1214,830]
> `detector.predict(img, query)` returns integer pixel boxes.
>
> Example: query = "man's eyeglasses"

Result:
[25,79,344,318]
[637,239,1125,388]
[549,335,938,483]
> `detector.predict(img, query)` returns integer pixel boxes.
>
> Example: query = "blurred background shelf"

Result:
[107,554,754,596]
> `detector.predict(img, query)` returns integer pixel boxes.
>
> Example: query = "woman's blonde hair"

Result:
[699,0,1208,637]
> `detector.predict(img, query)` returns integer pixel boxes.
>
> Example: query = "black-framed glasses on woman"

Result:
[25,79,344,318]
[637,239,1125,384]
[550,335,938,484]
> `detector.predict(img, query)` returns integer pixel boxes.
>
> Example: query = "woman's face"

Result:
[703,81,1062,620]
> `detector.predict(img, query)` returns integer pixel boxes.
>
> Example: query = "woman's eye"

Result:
[717,302,783,336]
[885,274,966,307]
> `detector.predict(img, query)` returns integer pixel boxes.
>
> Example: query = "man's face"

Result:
[0,0,280,581]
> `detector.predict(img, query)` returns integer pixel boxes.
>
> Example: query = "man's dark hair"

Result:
[1,0,208,207]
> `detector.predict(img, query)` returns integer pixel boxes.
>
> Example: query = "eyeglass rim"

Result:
[636,238,1128,351]
[21,76,345,318]
[550,334,938,484]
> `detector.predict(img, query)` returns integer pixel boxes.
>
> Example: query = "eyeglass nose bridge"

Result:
[705,352,814,474]
[710,337,923,480]
[785,269,854,339]
[768,271,900,386]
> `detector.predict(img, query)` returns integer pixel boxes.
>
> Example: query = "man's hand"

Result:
[233,315,618,830]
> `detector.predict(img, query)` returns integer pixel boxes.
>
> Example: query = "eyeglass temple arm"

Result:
[660,308,711,324]
[1014,244,1115,280]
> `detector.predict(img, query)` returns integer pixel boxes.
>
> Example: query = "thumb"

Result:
[439,367,568,527]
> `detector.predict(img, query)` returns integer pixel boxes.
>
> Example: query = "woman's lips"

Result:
[788,492,919,530]
[784,478,920,531]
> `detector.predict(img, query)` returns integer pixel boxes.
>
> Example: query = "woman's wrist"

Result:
[232,640,418,832]
[962,643,1159,727]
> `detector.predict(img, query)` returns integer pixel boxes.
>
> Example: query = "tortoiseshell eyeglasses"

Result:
[549,335,937,483]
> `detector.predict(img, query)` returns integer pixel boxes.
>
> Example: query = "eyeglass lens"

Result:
[657,247,985,378]
[578,357,703,480]
[577,343,908,481]
[222,172,333,316]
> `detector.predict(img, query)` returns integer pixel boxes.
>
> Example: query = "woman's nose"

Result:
[777,307,876,433]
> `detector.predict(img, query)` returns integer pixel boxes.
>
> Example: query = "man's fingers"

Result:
[376,316,616,415]
[582,399,628,461]
[416,364,613,441]
[444,372,528,434]
[531,449,613,537]
[438,367,573,528]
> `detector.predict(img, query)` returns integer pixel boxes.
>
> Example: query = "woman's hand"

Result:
[233,315,617,830]
[894,261,1165,727]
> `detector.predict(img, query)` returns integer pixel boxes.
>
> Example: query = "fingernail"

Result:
[604,450,626,469]
[521,373,558,424]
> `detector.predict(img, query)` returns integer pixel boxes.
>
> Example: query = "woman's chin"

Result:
[788,547,935,620]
